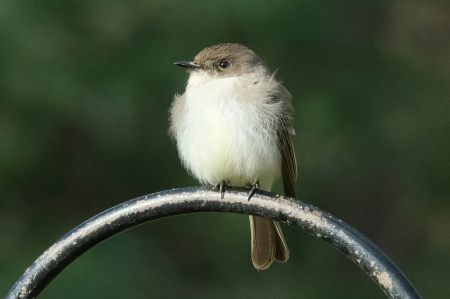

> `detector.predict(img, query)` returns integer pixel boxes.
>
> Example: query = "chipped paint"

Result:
[374,270,393,290]
[312,210,322,217]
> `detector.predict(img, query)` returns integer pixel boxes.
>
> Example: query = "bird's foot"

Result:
[215,180,231,199]
[243,181,260,201]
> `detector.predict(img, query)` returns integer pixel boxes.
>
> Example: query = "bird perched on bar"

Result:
[170,43,297,270]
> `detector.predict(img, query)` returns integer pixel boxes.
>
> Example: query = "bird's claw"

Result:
[244,181,260,201]
[215,180,231,199]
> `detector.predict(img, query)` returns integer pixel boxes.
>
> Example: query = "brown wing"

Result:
[274,83,297,199]
[277,119,297,199]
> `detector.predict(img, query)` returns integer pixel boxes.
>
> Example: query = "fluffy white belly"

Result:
[175,76,281,190]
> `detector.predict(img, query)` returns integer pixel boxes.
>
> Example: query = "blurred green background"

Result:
[1,0,449,298]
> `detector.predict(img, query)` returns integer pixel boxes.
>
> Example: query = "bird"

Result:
[170,43,296,270]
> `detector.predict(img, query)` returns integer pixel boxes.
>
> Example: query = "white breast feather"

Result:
[171,71,285,190]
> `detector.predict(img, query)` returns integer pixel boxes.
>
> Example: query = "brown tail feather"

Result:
[250,215,289,270]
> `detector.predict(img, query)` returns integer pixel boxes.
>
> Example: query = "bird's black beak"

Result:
[174,61,200,69]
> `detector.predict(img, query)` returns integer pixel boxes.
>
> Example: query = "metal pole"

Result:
[5,187,422,299]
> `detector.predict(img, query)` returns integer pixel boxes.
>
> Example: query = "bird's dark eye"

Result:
[219,61,230,68]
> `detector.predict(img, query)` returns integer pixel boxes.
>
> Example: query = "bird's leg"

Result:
[243,181,260,201]
[215,180,231,199]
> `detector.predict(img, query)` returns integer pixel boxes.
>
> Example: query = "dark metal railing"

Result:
[5,187,422,299]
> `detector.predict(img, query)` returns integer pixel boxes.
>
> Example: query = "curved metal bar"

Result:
[5,187,422,299]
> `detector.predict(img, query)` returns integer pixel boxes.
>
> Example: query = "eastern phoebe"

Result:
[170,43,297,270]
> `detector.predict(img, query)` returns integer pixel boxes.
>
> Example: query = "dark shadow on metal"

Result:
[5,187,422,299]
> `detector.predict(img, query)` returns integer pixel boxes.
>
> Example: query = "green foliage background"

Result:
[1,0,449,298]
